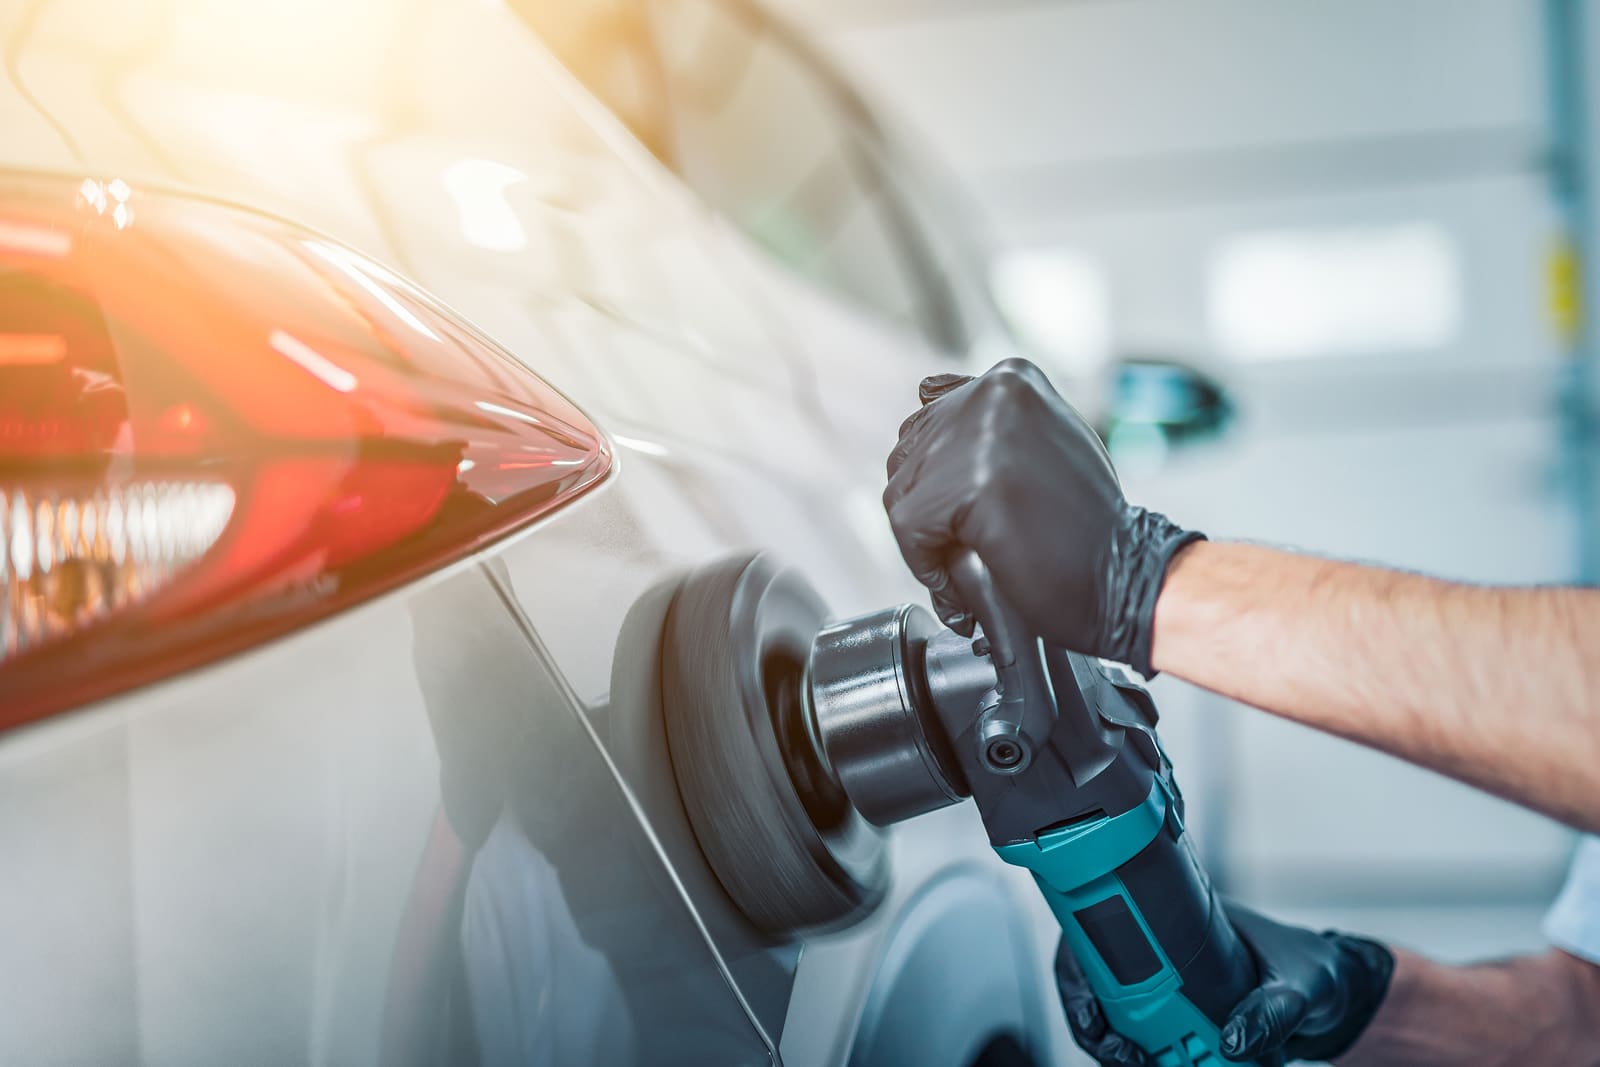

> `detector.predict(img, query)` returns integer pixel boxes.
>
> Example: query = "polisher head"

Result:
[660,553,888,938]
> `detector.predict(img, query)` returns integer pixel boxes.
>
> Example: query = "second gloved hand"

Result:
[883,358,1202,675]
[1055,902,1396,1066]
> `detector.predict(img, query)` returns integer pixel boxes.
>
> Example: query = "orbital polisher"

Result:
[663,552,1259,1067]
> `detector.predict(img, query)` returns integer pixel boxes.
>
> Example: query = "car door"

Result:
[516,5,1073,1064]
[499,3,1072,1064]
[0,0,814,1063]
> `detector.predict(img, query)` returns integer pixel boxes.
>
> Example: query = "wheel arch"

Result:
[841,863,1052,1067]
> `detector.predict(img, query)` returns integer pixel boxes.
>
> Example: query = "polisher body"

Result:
[661,554,1258,1066]
[980,659,1258,1067]
[809,607,1260,1067]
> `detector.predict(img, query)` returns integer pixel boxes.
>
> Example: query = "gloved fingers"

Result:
[1054,941,1105,1039]
[1086,1030,1152,1067]
[1220,983,1311,1063]
[1054,941,1151,1067]
[884,455,987,634]
[895,402,936,445]
[885,430,916,483]
[929,585,972,636]
[887,373,972,481]
[884,455,972,582]
[917,372,972,405]
[884,398,938,485]
[882,497,960,621]
[1221,900,1294,945]
[885,411,944,483]
[986,355,1061,399]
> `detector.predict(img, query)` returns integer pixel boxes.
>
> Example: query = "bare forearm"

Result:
[1151,541,1600,831]
[1337,948,1600,1066]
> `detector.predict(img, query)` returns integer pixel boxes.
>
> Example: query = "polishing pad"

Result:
[661,554,887,937]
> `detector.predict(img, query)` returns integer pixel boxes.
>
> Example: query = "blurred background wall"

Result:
[772,0,1594,963]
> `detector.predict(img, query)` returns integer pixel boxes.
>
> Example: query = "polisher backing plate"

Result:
[661,553,888,937]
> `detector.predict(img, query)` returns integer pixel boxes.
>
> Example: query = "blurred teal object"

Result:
[1103,359,1233,452]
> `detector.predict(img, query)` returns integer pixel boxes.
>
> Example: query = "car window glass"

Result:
[342,0,789,402]
[504,0,676,163]
[642,1,932,341]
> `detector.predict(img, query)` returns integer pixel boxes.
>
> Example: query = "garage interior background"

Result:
[773,0,1596,964]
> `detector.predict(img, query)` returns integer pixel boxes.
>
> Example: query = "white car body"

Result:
[0,1,1067,1064]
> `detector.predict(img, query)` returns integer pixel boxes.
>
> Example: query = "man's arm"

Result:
[1338,947,1600,1066]
[1153,541,1600,833]
[883,360,1600,830]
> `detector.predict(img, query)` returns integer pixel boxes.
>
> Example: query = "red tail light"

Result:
[0,173,612,729]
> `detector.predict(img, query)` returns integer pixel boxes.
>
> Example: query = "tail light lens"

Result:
[0,173,612,730]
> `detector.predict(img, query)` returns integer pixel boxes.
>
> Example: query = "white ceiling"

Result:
[771,0,1546,241]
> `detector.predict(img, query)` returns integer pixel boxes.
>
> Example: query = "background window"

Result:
[1208,223,1462,361]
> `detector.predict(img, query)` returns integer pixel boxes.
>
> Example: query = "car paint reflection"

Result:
[395,570,770,1067]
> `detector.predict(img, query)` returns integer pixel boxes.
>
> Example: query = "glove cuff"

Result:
[1103,507,1204,677]
[1300,934,1397,1062]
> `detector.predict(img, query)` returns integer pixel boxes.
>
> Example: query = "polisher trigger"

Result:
[947,549,1058,775]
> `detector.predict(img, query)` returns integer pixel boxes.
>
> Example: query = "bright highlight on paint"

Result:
[269,329,358,393]
[442,158,530,252]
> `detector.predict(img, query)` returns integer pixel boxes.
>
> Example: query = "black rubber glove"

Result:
[882,359,1202,675]
[1055,903,1396,1066]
